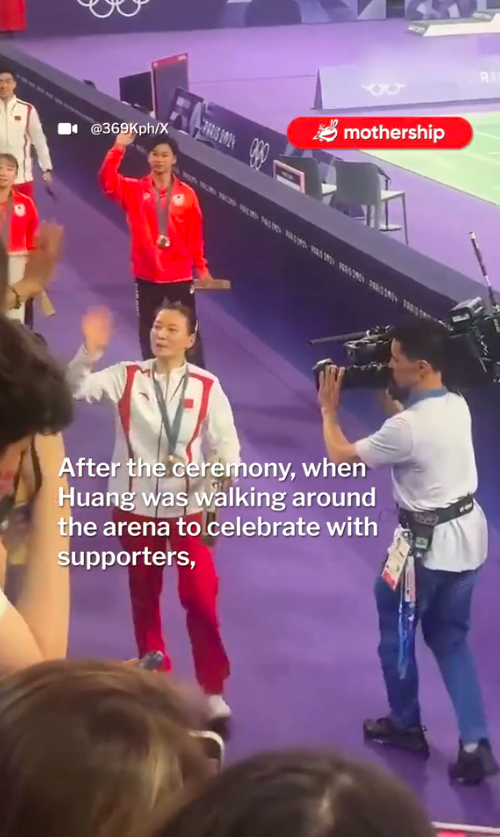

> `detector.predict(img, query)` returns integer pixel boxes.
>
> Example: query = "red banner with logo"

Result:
[0,0,26,32]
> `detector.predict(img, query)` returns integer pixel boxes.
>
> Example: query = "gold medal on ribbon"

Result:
[157,234,170,249]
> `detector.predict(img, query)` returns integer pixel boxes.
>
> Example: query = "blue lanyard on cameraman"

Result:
[398,553,416,679]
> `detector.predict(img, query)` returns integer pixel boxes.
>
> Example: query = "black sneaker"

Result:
[363,716,430,756]
[449,739,500,786]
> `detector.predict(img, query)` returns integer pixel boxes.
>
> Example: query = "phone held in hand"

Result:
[191,730,225,771]
[138,651,164,671]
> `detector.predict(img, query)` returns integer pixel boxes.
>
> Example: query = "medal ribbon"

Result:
[0,196,13,248]
[154,181,173,243]
[152,368,189,462]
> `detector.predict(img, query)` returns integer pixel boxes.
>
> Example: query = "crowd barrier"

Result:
[1,42,499,513]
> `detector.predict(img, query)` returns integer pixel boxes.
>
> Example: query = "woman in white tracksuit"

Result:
[67,301,241,730]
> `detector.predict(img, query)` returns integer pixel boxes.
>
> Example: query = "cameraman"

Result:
[318,320,498,786]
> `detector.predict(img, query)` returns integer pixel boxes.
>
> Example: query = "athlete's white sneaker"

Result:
[206,694,231,720]
[205,694,232,739]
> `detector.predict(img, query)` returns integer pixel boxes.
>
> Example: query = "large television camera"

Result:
[312,234,500,392]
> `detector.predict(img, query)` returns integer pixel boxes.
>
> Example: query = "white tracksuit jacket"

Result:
[67,348,241,518]
[0,96,52,184]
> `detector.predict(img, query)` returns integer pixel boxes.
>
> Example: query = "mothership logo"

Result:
[313,119,338,143]
[77,0,151,17]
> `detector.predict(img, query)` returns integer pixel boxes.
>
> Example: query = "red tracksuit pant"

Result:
[113,508,230,694]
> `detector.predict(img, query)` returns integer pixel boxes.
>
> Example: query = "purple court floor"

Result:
[16,22,500,823]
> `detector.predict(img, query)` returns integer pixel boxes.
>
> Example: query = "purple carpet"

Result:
[18,22,500,824]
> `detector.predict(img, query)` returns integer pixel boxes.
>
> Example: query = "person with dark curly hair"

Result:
[0,232,74,673]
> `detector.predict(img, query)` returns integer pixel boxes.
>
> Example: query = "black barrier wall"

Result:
[1,43,499,515]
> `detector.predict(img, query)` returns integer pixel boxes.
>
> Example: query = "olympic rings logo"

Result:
[76,0,151,18]
[361,83,405,97]
[249,138,270,170]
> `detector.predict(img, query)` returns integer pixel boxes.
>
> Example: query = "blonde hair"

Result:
[0,659,211,837]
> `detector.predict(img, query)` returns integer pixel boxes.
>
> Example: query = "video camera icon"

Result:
[57,123,79,135]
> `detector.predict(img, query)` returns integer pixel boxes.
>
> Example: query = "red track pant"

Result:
[113,508,230,694]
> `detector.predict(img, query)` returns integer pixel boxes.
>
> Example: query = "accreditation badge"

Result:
[381,529,411,590]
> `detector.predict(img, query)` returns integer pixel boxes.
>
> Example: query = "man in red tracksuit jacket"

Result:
[99,132,211,366]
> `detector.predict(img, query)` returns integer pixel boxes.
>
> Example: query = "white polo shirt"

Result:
[355,389,487,572]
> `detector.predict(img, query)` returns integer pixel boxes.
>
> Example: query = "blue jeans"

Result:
[375,564,489,745]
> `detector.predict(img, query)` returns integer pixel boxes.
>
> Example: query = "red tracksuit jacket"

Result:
[0,189,38,254]
[99,147,208,284]
[0,0,26,32]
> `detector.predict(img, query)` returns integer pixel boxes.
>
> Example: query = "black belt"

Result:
[398,494,475,529]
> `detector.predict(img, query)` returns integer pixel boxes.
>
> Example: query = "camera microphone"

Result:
[469,231,498,313]
[310,329,368,346]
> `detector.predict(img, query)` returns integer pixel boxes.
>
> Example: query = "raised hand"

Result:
[82,307,113,354]
[318,364,344,416]
[23,222,63,290]
[114,131,136,148]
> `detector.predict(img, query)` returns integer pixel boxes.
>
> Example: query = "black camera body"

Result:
[313,297,500,391]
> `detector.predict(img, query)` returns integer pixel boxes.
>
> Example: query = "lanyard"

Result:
[397,554,416,679]
[0,196,13,247]
[154,181,173,241]
[152,367,189,459]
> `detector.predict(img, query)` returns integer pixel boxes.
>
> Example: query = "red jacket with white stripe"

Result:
[0,189,38,254]
[99,146,208,284]
[67,348,240,519]
[0,96,52,184]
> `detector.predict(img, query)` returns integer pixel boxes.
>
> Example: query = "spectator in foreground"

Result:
[157,749,436,837]
[0,229,73,672]
[0,660,212,837]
